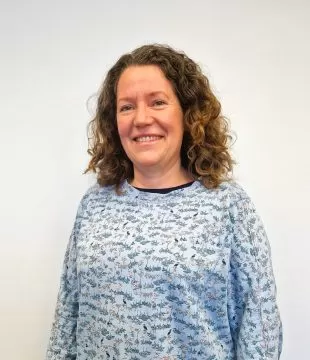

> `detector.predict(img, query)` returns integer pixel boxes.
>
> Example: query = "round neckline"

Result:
[132,181,195,194]
[121,180,202,203]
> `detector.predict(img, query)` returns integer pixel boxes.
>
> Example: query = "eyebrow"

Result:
[117,91,168,103]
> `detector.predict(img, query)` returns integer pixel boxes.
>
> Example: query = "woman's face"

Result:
[116,65,184,177]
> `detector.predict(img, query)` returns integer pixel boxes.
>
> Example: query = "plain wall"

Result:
[1,0,309,358]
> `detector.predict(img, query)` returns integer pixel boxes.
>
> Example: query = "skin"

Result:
[116,65,193,189]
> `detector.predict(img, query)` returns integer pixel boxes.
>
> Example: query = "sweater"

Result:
[46,180,282,360]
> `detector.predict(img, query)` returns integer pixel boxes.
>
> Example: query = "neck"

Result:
[131,164,193,189]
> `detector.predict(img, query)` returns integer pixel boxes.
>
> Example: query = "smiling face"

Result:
[116,65,184,182]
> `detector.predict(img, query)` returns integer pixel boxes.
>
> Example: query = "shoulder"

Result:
[82,182,113,198]
[196,180,252,209]
[218,181,251,206]
[78,183,116,212]
[216,182,263,231]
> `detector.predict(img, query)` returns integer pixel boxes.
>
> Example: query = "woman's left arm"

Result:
[227,196,283,359]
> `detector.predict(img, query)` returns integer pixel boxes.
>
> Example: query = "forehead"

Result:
[117,65,174,97]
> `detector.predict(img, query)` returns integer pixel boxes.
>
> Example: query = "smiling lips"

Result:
[134,135,163,142]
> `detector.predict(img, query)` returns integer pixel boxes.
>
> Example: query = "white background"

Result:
[1,0,309,359]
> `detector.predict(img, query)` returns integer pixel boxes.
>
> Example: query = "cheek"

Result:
[116,119,129,140]
[170,116,184,137]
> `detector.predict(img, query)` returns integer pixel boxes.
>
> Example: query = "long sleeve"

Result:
[227,197,283,359]
[46,193,88,360]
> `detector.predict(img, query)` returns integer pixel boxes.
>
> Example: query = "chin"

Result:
[135,160,161,168]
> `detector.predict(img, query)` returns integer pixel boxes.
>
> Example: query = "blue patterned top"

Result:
[46,180,282,359]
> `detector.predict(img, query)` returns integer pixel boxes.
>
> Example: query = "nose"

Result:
[133,103,153,127]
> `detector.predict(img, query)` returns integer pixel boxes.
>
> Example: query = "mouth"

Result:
[133,135,163,143]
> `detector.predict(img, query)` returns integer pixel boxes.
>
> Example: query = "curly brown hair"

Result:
[86,44,234,191]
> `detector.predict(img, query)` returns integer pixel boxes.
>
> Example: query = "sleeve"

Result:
[46,192,89,360]
[227,197,283,360]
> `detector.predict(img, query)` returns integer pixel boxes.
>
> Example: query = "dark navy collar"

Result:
[133,181,195,194]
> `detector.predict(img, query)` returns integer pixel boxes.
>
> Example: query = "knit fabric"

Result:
[46,180,282,359]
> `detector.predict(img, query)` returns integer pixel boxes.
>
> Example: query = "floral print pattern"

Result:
[46,180,282,359]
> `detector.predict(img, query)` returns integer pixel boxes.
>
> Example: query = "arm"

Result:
[227,197,283,359]
[46,192,88,360]
[46,231,79,360]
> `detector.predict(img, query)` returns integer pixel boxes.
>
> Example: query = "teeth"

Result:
[135,136,162,142]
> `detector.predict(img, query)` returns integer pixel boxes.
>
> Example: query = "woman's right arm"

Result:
[46,229,79,359]
[46,189,91,360]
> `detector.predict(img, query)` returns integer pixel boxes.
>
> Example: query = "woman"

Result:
[47,44,282,359]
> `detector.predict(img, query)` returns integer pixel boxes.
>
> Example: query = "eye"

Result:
[152,99,167,107]
[119,104,134,112]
